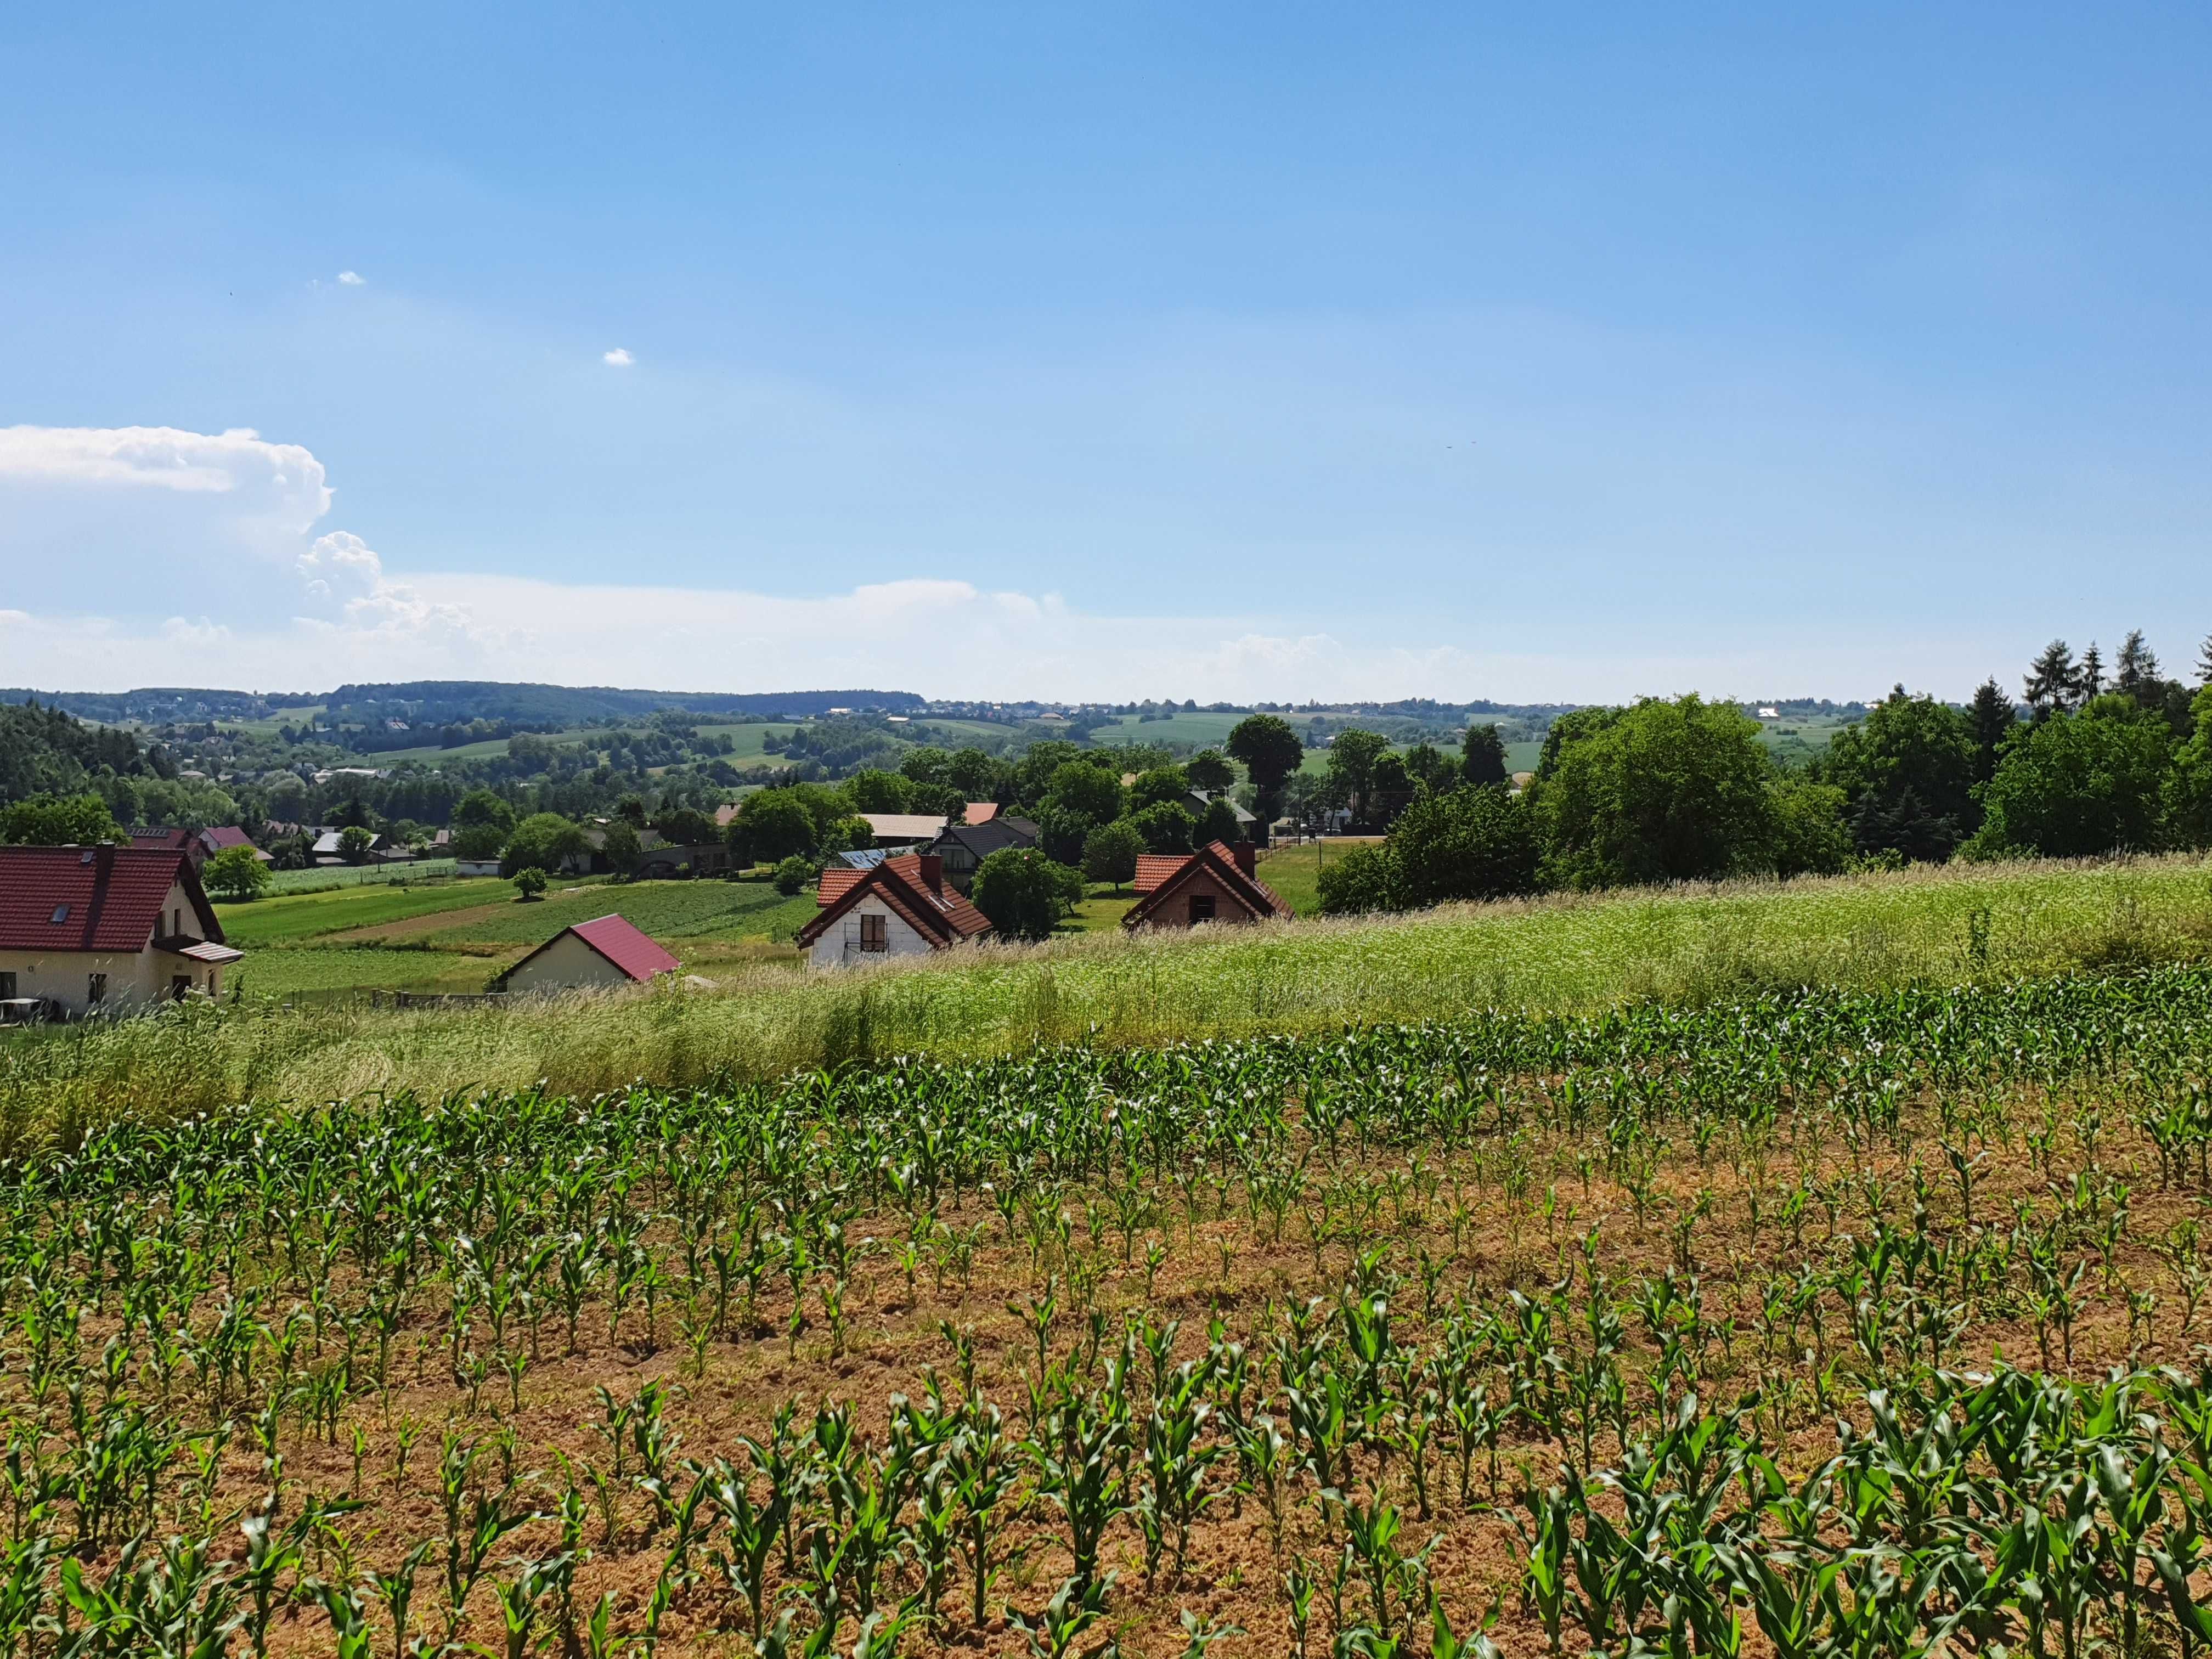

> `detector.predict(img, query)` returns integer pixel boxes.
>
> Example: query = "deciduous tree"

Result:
[1460,723,1509,787]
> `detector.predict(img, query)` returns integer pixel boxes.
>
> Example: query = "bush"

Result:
[1963,707,2171,859]
[512,866,549,901]
[202,844,270,901]
[773,856,812,895]
[0,793,120,847]
[1317,844,1404,915]
[1387,785,1541,909]
[972,847,1071,942]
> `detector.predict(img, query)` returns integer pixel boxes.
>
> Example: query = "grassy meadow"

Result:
[7,851,2207,1141]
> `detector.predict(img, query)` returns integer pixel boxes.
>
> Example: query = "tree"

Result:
[654,806,718,847]
[602,819,643,879]
[1196,797,1245,846]
[1127,767,1193,812]
[847,769,911,812]
[614,794,648,828]
[1227,716,1304,816]
[1527,695,1781,889]
[1186,749,1236,793]
[1962,705,2171,857]
[454,789,517,837]
[772,856,812,895]
[727,791,817,864]
[2163,687,2212,849]
[822,815,877,856]
[1081,819,1145,891]
[1967,679,2016,788]
[502,812,588,878]
[338,825,376,865]
[1461,724,1509,787]
[1316,844,1403,915]
[1325,730,1391,823]
[1042,763,1125,825]
[1382,785,1539,910]
[202,844,271,901]
[331,794,375,832]
[512,866,548,900]
[1402,742,1458,795]
[2199,634,2212,688]
[1535,707,1622,780]
[972,847,1069,942]
[2116,630,2163,705]
[1126,800,1197,854]
[1770,778,1852,878]
[2024,640,2078,718]
[1029,805,1096,866]
[2077,641,2105,703]
[1813,686,1976,861]
[453,823,506,861]
[0,793,120,846]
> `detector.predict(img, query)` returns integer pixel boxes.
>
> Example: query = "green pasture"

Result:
[420,878,815,947]
[261,859,464,895]
[215,876,518,945]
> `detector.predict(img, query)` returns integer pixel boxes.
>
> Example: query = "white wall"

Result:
[0,947,213,1017]
[506,930,636,995]
[808,895,939,969]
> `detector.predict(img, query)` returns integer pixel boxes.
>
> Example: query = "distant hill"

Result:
[1,682,926,727]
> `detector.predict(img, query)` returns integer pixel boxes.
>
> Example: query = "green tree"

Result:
[1195,797,1245,846]
[1324,729,1391,823]
[727,790,818,864]
[614,793,648,828]
[1813,686,1976,860]
[654,806,718,847]
[602,819,643,879]
[2163,686,2212,849]
[1186,749,1236,793]
[2024,639,2078,718]
[1127,766,1193,812]
[1013,741,1087,809]
[822,815,877,855]
[1031,805,1097,865]
[971,847,1068,942]
[0,793,121,846]
[453,823,507,861]
[1380,784,1539,910]
[2116,629,2163,707]
[1126,800,1196,854]
[338,825,376,865]
[2199,633,2212,687]
[772,855,812,895]
[1402,742,1459,795]
[1770,778,1852,878]
[1226,715,1304,816]
[454,788,516,837]
[847,769,912,812]
[1527,695,1780,889]
[1534,707,1622,780]
[1316,844,1403,915]
[1967,678,2016,788]
[502,812,588,877]
[512,866,549,900]
[1081,819,1146,891]
[1042,762,1125,825]
[202,843,271,900]
[1460,723,1509,787]
[1963,702,2172,857]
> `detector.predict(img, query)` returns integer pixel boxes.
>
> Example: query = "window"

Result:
[87,973,106,1005]
[859,913,888,952]
[0,973,14,1000]
[170,977,191,1001]
[1188,893,1216,924]
[49,905,69,924]
[171,907,182,938]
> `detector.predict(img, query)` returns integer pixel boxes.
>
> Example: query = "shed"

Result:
[500,914,680,994]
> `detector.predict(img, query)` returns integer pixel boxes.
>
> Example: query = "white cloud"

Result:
[602,347,634,366]
[0,425,330,522]
[337,270,366,286]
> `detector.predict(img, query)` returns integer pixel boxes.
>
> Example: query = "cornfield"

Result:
[3,956,2212,1654]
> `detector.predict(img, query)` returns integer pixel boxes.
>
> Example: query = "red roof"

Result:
[963,802,1000,825]
[1122,841,1291,930]
[1133,854,1187,893]
[127,827,194,852]
[566,914,682,981]
[817,866,867,905]
[0,846,222,953]
[198,827,256,853]
[796,854,992,950]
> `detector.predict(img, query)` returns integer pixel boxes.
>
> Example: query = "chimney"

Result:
[94,844,115,881]
[1230,842,1256,877]
[918,854,944,894]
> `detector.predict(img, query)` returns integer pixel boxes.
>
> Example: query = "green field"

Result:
[261,859,464,894]
[1086,712,1250,749]
[1252,836,1382,914]
[215,875,518,944]
[12,852,2208,1125]
[418,878,815,946]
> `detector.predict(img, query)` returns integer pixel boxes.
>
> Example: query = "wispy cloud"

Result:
[336,270,366,286]
[602,347,634,366]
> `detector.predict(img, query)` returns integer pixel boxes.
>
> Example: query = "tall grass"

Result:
[5,853,2208,1146]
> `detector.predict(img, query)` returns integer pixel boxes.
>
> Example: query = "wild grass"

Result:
[5,852,2208,1143]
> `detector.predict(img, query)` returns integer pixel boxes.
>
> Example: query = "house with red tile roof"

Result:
[499,913,681,994]
[798,853,992,968]
[1122,840,1293,931]
[0,845,241,1018]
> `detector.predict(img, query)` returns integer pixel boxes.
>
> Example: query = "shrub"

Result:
[1317,844,1404,915]
[1387,785,1541,908]
[512,866,549,900]
[773,856,812,896]
[202,844,270,901]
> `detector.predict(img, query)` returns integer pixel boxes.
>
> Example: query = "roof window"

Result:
[50,905,69,924]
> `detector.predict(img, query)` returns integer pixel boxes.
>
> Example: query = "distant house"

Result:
[922,815,1041,894]
[635,843,732,879]
[714,803,742,831]
[500,914,680,994]
[963,802,1000,825]
[798,853,992,968]
[312,829,390,864]
[196,826,272,865]
[858,812,949,849]
[0,845,242,1018]
[1122,840,1293,931]
[1187,790,1263,845]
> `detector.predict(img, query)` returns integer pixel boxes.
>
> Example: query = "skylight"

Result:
[49,905,69,924]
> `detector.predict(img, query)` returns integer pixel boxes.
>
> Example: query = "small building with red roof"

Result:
[0,844,241,1018]
[1122,840,1293,931]
[797,853,992,968]
[499,913,682,995]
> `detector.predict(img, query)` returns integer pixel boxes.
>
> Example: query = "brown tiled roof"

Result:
[1121,841,1291,930]
[0,846,222,953]
[1133,854,1187,893]
[963,802,1000,824]
[817,866,867,905]
[796,854,992,950]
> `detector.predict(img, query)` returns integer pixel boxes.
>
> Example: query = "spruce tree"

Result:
[2115,629,2161,703]
[2023,640,2076,718]
[2199,633,2212,687]
[2076,641,2104,703]
[1967,678,2015,788]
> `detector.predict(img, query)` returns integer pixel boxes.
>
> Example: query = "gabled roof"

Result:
[1133,854,1188,894]
[1121,840,1291,930]
[505,913,680,985]
[0,846,223,953]
[198,826,256,852]
[929,817,1039,860]
[797,854,992,950]
[127,826,194,852]
[963,802,1000,824]
[859,813,950,842]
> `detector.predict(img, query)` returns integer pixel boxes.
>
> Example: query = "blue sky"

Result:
[3,4,2209,701]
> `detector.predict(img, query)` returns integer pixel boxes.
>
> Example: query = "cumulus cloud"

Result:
[602,347,634,366]
[0,425,330,521]
[337,270,365,285]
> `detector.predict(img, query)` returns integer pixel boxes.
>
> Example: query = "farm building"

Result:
[857,812,949,849]
[499,914,680,994]
[797,853,991,968]
[1122,839,1293,931]
[0,845,241,1019]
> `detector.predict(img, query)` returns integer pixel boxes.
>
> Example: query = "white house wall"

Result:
[506,931,635,994]
[808,895,938,969]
